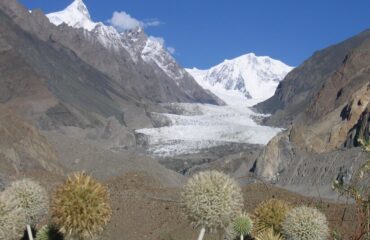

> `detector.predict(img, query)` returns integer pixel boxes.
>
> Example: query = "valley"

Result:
[0,0,368,239]
[136,102,281,157]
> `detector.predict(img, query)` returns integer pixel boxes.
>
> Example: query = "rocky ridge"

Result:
[253,30,370,198]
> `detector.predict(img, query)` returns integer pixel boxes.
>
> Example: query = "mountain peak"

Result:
[187,53,293,104]
[242,52,256,57]
[67,0,91,19]
[47,0,96,31]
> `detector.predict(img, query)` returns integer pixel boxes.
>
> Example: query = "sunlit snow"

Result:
[136,100,282,157]
[135,54,292,157]
[186,53,293,103]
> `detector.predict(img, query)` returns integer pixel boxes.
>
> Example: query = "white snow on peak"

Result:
[47,0,97,31]
[142,36,186,81]
[46,1,184,81]
[186,53,293,105]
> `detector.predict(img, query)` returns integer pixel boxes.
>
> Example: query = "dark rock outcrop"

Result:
[253,30,370,198]
[256,29,370,127]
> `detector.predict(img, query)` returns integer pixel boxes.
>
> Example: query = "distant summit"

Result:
[186,53,293,105]
[47,0,96,30]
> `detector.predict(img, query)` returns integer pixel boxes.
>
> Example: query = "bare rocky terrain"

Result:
[0,0,369,239]
[254,29,370,198]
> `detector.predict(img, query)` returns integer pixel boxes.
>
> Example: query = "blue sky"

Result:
[21,0,370,68]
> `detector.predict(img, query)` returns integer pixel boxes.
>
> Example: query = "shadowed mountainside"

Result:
[253,30,370,198]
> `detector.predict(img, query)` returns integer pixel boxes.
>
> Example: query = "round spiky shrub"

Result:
[51,172,112,240]
[36,225,63,240]
[2,179,49,226]
[282,206,329,240]
[0,192,27,240]
[253,199,291,235]
[233,212,253,239]
[182,171,243,239]
[254,228,283,240]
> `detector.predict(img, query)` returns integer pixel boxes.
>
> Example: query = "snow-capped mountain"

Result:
[186,53,293,105]
[46,0,186,83]
[121,29,187,81]
[47,0,97,31]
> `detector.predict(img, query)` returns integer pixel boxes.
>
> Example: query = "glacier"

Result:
[136,101,282,157]
[137,54,293,157]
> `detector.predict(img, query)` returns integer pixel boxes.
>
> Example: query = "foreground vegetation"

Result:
[0,158,369,240]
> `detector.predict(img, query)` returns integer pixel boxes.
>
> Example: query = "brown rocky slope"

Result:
[0,107,63,188]
[253,30,370,198]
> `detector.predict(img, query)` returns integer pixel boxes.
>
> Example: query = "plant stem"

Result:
[241,234,244,240]
[27,225,34,240]
[197,227,206,240]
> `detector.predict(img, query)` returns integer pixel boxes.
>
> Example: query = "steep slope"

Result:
[186,53,293,105]
[0,107,63,179]
[0,6,138,129]
[0,0,223,127]
[256,29,370,126]
[252,30,370,198]
[45,0,222,105]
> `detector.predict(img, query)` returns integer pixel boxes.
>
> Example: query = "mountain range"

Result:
[0,0,368,208]
[0,0,224,131]
[46,0,195,85]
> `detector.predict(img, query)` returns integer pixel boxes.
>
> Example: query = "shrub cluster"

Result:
[254,227,283,240]
[0,170,337,240]
[35,225,63,240]
[0,193,27,240]
[0,173,112,240]
[51,172,112,240]
[282,206,329,240]
[182,170,243,240]
[253,199,291,235]
[2,179,49,225]
[181,171,331,240]
[233,212,253,237]
[182,171,243,232]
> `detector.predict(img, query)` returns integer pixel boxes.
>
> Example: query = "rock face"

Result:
[256,29,370,127]
[253,30,370,198]
[0,108,63,177]
[0,5,134,130]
